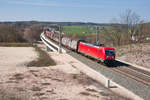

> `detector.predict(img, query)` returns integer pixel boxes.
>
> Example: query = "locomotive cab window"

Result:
[105,50,114,55]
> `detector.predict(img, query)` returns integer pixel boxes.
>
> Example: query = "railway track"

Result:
[67,48,150,87]
[42,35,150,87]
[111,66,150,86]
[41,34,150,99]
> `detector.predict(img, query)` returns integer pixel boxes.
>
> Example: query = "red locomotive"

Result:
[44,28,115,64]
[77,41,115,64]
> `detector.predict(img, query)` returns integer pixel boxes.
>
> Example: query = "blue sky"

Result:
[0,0,150,23]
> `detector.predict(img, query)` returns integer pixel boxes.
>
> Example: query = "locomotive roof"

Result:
[81,42,100,48]
[81,41,115,50]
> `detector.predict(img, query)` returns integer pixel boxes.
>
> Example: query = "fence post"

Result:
[106,79,110,88]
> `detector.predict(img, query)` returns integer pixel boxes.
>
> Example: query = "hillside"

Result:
[116,43,150,69]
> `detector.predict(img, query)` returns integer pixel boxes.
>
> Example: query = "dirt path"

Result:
[0,47,38,74]
[0,47,128,100]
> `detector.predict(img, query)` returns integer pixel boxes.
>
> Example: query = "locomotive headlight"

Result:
[106,56,109,59]
[112,56,114,59]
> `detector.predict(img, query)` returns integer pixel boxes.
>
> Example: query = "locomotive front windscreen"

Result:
[105,49,115,56]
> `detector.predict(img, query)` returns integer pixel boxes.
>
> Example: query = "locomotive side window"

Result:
[105,50,114,55]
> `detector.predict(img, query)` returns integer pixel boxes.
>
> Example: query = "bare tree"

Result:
[0,24,25,42]
[24,24,43,43]
[99,9,142,46]
[120,9,140,37]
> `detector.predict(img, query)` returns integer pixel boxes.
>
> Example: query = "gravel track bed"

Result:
[66,50,150,100]
[129,66,150,76]
[113,67,150,84]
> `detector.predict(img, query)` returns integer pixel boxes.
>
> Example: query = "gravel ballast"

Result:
[67,50,150,100]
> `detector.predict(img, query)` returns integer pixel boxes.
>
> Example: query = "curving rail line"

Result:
[41,33,150,87]
[40,32,66,53]
[74,49,150,87]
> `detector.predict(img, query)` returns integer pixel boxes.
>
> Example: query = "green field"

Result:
[62,25,113,36]
[62,26,96,36]
[61,25,114,44]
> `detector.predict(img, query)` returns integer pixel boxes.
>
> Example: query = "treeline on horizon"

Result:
[0,21,114,44]
[0,21,110,26]
[0,20,150,46]
[1,20,149,26]
[0,22,44,43]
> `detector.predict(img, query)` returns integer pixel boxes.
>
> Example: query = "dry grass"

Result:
[0,89,28,100]
[31,86,42,91]
[79,91,91,96]
[72,74,78,79]
[27,46,56,67]
[99,92,110,96]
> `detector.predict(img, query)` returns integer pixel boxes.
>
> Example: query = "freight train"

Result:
[44,28,115,64]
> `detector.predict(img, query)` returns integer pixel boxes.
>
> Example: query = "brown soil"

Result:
[0,47,129,100]
[116,43,150,69]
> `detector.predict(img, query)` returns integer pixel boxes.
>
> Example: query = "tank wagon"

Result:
[44,29,115,64]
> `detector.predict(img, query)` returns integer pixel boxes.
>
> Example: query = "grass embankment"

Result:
[27,46,56,67]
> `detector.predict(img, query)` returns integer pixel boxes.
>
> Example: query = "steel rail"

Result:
[42,34,150,87]
[111,67,150,86]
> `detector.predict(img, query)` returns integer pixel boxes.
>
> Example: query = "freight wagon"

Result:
[44,29,115,64]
